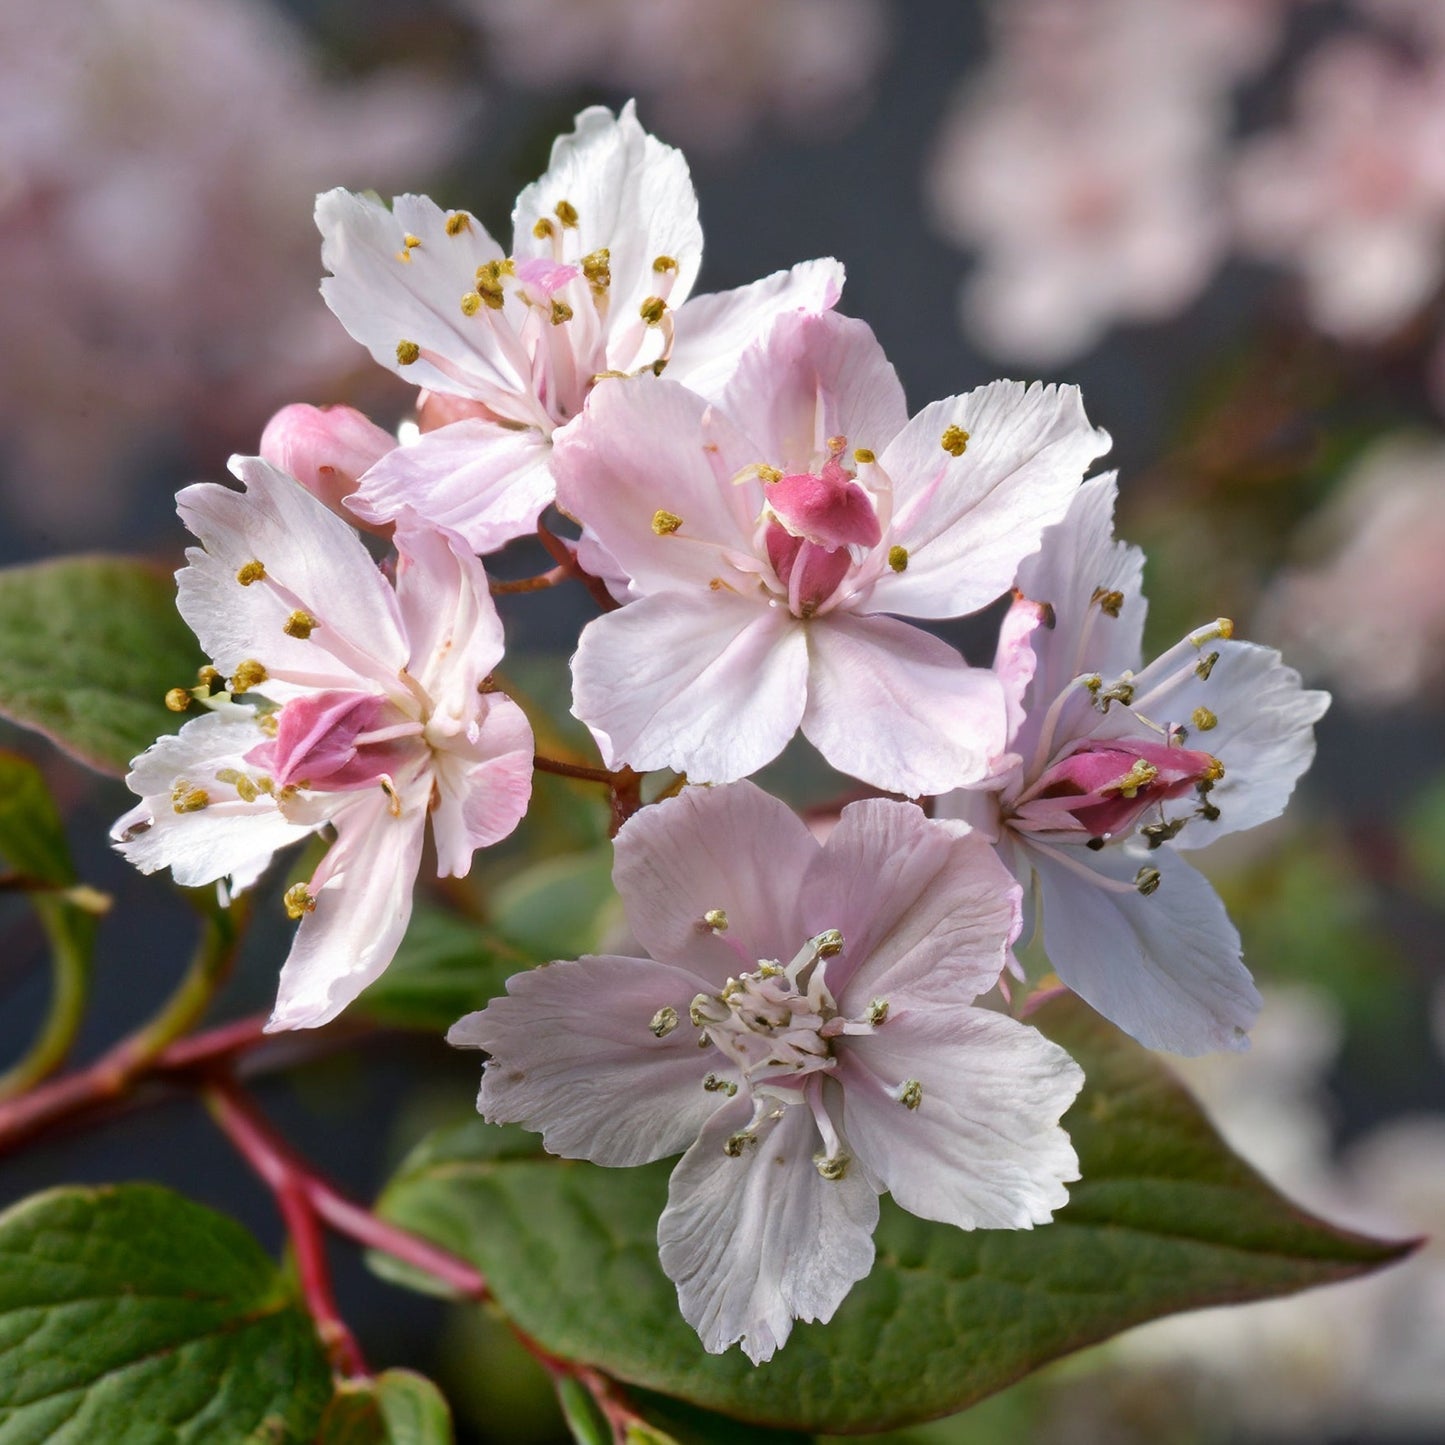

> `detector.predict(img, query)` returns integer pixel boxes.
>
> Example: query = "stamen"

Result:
[283,882,316,920]
[888,545,909,572]
[235,559,266,586]
[650,1006,679,1038]
[395,340,420,366]
[1091,586,1125,617]
[1190,619,1234,646]
[1191,706,1218,731]
[1114,758,1158,798]
[282,610,317,639]
[550,299,573,326]
[1134,866,1162,896]
[230,660,268,694]
[1196,651,1220,680]
[444,212,471,235]
[815,1154,850,1180]
[896,1079,923,1110]
[380,777,404,818]
[941,425,970,456]
[853,448,876,465]
[702,908,729,931]
[581,249,611,292]
[460,292,482,316]
[532,218,555,241]
[164,688,191,713]
[652,510,683,535]
[1140,817,1186,849]
[639,296,668,326]
[554,200,579,228]
[652,255,678,273]
[865,998,889,1025]
[702,1072,737,1096]
[171,786,209,814]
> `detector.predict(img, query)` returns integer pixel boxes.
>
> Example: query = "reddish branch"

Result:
[489,564,570,595]
[535,520,621,613]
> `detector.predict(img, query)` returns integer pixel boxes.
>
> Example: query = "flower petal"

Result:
[658,1099,878,1363]
[176,456,407,696]
[430,694,535,877]
[839,1006,1081,1229]
[572,591,808,782]
[804,798,1020,1007]
[613,781,818,981]
[512,102,703,347]
[667,258,846,400]
[451,954,723,1167]
[869,381,1111,620]
[1027,841,1261,1054]
[267,789,428,1031]
[347,418,555,553]
[801,612,1008,795]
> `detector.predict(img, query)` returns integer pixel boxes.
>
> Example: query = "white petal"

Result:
[801,612,1008,795]
[452,954,724,1167]
[267,790,428,1031]
[176,457,406,694]
[1026,840,1261,1055]
[572,591,808,782]
[839,1006,1081,1229]
[667,258,847,400]
[803,799,1019,1007]
[715,310,908,468]
[316,189,525,405]
[869,382,1111,620]
[1094,637,1330,847]
[552,376,760,596]
[512,102,703,345]
[113,711,314,889]
[347,419,554,553]
[1010,472,1146,764]
[613,781,817,981]
[429,695,535,877]
[658,1099,878,1363]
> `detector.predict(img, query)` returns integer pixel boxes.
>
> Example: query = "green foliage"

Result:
[0,556,202,776]
[353,905,530,1033]
[318,1371,455,1444]
[0,1184,332,1443]
[1403,767,1445,906]
[374,996,1410,1435]
[490,846,622,961]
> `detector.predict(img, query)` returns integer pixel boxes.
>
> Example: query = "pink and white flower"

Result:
[316,102,843,552]
[556,309,1111,794]
[449,781,1083,1363]
[941,475,1329,1055]
[112,457,534,1031]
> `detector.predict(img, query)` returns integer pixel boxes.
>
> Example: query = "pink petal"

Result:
[571,591,808,782]
[801,612,1009,795]
[451,954,724,1167]
[260,404,397,520]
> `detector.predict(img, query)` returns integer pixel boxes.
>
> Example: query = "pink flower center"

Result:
[1011,739,1218,842]
[245,690,414,792]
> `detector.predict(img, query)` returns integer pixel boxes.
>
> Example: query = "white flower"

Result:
[941,474,1329,1054]
[316,102,843,552]
[112,457,534,1030]
[450,781,1082,1363]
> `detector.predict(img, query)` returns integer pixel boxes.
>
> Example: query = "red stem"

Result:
[535,520,621,613]
[533,753,618,787]
[489,564,570,595]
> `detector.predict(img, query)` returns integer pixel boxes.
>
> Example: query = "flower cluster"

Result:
[114,104,1327,1362]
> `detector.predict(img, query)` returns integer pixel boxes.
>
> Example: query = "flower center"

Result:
[245,690,422,796]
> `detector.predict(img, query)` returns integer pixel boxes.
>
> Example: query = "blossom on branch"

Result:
[112,457,534,1030]
[316,102,843,552]
[450,781,1083,1363]
[941,475,1329,1055]
[557,309,1111,793]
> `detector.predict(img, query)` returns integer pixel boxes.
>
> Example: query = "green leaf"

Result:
[0,555,203,776]
[0,752,96,1095]
[555,1376,611,1445]
[352,905,530,1033]
[0,1183,332,1442]
[375,995,1412,1435]
[491,846,622,961]
[319,1371,454,1444]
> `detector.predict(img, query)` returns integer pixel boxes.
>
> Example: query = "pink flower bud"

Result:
[260,404,397,515]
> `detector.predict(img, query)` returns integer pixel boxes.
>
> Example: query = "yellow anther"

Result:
[1192,706,1218,731]
[394,249,412,264]
[197,665,223,688]
[396,340,420,366]
[639,296,667,326]
[702,908,729,931]
[1114,759,1159,797]
[172,787,209,814]
[816,929,845,958]
[941,425,970,456]
[652,509,684,535]
[650,358,668,376]
[283,610,317,640]
[234,776,259,804]
[815,1154,850,1181]
[257,713,279,738]
[1134,866,1162,896]
[1195,650,1220,680]
[380,777,403,818]
[888,545,909,573]
[1190,618,1234,647]
[853,448,876,465]
[865,998,890,1025]
[444,212,471,235]
[230,660,268,694]
[533,217,556,240]
[235,559,266,586]
[550,299,574,326]
[256,775,275,794]
[460,291,482,316]
[898,1080,923,1110]
[652,254,679,273]
[1203,757,1226,783]
[649,1006,679,1038]
[403,233,422,250]
[283,883,316,921]
[756,464,782,484]
[164,688,192,713]
[554,199,579,227]
[1092,587,1125,617]
[582,248,611,290]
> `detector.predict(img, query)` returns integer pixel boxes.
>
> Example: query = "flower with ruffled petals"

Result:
[556,308,1111,794]
[112,457,534,1030]
[450,781,1083,1363]
[940,474,1329,1055]
[316,101,843,552]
